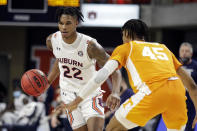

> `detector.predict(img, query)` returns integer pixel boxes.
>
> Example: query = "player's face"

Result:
[179,45,192,59]
[58,14,78,39]
[122,30,131,43]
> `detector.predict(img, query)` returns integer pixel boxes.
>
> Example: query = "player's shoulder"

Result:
[46,31,60,41]
[117,42,131,49]
[79,32,96,41]
[46,31,60,50]
[79,33,101,49]
[111,43,131,57]
[111,42,131,55]
[51,31,61,40]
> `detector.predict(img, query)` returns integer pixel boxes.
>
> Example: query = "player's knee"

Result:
[106,116,120,131]
[87,117,104,131]
[106,123,113,131]
[95,68,109,84]
[88,124,103,131]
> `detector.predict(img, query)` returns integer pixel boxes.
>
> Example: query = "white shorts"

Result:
[60,89,105,129]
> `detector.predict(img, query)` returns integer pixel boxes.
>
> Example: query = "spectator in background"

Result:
[179,42,197,131]
[0,92,50,131]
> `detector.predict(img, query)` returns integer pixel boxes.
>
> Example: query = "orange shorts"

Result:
[115,79,188,129]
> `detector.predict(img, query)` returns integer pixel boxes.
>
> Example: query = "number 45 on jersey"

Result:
[142,46,169,60]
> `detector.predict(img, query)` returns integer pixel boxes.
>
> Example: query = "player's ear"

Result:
[76,20,79,25]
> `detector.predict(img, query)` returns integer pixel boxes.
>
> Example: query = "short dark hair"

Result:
[122,19,149,40]
[56,7,84,22]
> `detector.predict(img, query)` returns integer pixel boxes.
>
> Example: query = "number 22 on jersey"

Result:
[142,46,169,60]
[62,65,83,80]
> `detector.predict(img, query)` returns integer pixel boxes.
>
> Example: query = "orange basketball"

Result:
[21,69,49,96]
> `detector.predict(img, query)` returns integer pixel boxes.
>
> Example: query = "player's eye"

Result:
[59,22,64,25]
[66,22,71,25]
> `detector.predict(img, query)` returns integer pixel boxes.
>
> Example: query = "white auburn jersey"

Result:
[51,31,100,93]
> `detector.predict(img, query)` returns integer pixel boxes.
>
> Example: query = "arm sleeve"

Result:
[78,60,119,99]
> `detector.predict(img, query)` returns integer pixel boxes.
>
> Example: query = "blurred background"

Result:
[0,0,197,130]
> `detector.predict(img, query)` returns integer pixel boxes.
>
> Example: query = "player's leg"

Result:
[106,115,131,131]
[86,117,104,131]
[73,125,88,131]
[105,99,139,131]
[66,109,88,131]
[61,90,88,131]
[162,79,187,131]
[105,92,151,130]
[107,82,171,130]
[80,94,105,131]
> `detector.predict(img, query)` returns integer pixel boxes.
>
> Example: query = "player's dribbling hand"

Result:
[52,97,83,115]
[106,93,120,111]
[192,115,197,129]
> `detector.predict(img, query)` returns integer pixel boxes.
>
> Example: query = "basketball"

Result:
[21,69,49,96]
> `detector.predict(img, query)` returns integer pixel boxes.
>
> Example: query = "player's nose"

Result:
[62,24,67,29]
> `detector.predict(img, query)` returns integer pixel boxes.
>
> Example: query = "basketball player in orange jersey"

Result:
[45,7,121,131]
[61,19,197,131]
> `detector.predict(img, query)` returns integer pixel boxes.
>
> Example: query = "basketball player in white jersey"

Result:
[46,7,121,131]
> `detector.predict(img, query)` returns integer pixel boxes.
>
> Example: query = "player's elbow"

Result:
[94,60,119,84]
[115,69,121,79]
[187,83,197,93]
[190,84,197,90]
[95,68,109,84]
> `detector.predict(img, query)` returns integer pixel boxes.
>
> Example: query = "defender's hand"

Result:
[52,102,65,115]
[65,97,83,113]
[106,93,120,110]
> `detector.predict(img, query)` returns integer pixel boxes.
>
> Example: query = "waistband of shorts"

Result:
[60,87,103,96]
[60,88,79,94]
[168,77,179,80]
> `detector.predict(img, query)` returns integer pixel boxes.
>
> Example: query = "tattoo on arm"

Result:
[87,42,109,67]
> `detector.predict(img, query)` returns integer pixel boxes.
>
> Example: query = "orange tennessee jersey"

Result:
[110,41,182,93]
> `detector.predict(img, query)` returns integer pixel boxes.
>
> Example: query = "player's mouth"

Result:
[61,31,68,35]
